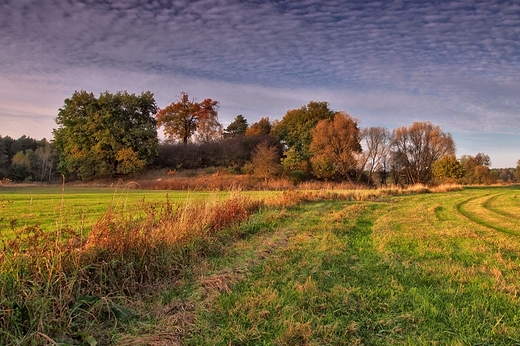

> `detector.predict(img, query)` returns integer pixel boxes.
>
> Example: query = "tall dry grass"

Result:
[139,171,295,191]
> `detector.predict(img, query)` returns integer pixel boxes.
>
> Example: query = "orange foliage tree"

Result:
[309,112,362,181]
[156,92,220,144]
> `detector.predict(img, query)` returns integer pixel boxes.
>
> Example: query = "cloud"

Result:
[1,0,519,166]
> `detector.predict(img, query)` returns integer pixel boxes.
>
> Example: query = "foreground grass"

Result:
[118,186,520,345]
[0,187,356,345]
[2,185,520,344]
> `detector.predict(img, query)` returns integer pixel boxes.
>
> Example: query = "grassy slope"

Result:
[122,186,520,345]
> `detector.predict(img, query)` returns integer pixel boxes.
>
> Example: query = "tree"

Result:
[194,114,223,143]
[309,112,362,182]
[246,117,272,136]
[310,155,336,180]
[224,114,248,138]
[357,126,391,184]
[515,160,520,182]
[273,101,336,163]
[392,121,455,184]
[33,140,56,181]
[10,151,31,182]
[156,92,219,144]
[0,136,9,178]
[460,153,492,184]
[250,141,282,181]
[53,90,158,180]
[432,154,464,183]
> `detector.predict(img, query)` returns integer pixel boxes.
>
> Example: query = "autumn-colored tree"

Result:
[54,90,158,179]
[251,141,282,181]
[273,101,336,163]
[309,112,362,182]
[460,153,493,184]
[515,160,520,181]
[156,92,219,144]
[392,121,455,184]
[246,117,272,136]
[194,114,223,143]
[224,114,248,138]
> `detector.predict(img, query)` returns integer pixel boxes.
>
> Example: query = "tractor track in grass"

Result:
[483,194,520,221]
[456,193,520,237]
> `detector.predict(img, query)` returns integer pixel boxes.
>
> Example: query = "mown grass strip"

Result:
[456,194,520,236]
[483,194,520,221]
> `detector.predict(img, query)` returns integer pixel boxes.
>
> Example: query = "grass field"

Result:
[2,184,520,345]
[138,185,520,345]
[0,185,276,238]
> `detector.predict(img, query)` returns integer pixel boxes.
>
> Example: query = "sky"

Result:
[1,0,519,168]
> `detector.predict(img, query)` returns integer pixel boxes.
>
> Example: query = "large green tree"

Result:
[53,90,158,180]
[156,92,220,144]
[273,101,336,170]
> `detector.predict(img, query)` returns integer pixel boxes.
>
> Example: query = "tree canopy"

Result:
[309,112,362,181]
[432,154,465,183]
[224,114,248,138]
[246,117,272,136]
[392,121,455,184]
[156,92,220,144]
[273,101,336,161]
[53,90,158,180]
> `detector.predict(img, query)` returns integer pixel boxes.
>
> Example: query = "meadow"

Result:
[0,184,276,238]
[1,184,520,345]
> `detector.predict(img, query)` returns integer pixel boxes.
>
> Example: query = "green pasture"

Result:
[3,184,520,344]
[172,185,520,345]
[0,185,275,239]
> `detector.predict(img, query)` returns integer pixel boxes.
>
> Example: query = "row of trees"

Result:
[1,90,517,185]
[0,135,57,182]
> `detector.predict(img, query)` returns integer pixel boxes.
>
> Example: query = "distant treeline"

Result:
[2,90,519,185]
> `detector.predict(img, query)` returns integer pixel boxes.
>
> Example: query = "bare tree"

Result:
[357,126,391,184]
[392,121,455,184]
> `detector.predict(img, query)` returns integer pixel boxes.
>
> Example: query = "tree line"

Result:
[1,90,518,185]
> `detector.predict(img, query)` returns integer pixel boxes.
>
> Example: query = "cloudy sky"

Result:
[1,0,519,167]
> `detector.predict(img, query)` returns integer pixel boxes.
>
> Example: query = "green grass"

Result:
[3,185,520,344]
[0,186,275,238]
[127,186,520,345]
